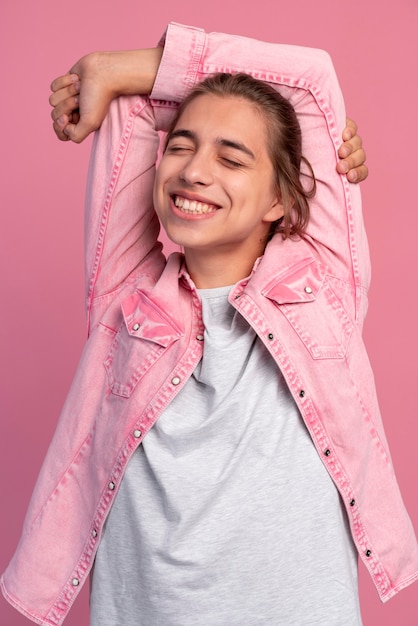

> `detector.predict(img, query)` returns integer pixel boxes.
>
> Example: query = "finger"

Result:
[50,73,79,93]
[337,159,369,182]
[343,147,366,172]
[343,117,358,141]
[52,117,71,141]
[49,82,80,108]
[347,165,369,184]
[338,133,362,159]
[62,120,90,144]
[336,149,366,176]
[50,95,79,123]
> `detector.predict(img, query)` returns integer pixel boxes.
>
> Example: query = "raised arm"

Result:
[82,93,163,332]
[59,51,168,330]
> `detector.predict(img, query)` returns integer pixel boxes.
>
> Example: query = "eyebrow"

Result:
[168,129,195,141]
[167,129,256,160]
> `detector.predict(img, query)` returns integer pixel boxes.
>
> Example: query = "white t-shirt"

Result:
[90,286,362,625]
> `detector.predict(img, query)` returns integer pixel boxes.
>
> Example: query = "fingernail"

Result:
[340,161,349,174]
[57,116,65,127]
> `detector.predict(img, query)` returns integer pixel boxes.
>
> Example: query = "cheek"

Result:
[154,156,178,192]
[263,170,280,204]
[226,173,257,199]
[153,164,167,209]
[152,190,166,229]
[152,177,160,212]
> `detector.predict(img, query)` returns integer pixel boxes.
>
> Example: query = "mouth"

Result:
[173,195,219,215]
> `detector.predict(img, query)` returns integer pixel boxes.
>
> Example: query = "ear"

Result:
[262,195,284,224]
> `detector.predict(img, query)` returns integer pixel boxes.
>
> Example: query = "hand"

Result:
[50,53,119,143]
[337,118,368,183]
[49,49,163,143]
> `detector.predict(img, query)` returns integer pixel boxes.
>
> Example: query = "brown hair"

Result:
[165,72,316,239]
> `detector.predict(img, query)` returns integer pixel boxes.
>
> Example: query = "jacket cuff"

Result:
[151,22,206,102]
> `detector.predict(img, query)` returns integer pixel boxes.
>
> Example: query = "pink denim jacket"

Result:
[2,22,418,626]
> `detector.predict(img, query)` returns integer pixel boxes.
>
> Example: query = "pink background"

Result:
[1,0,417,624]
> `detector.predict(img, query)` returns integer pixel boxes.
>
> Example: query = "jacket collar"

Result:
[120,238,325,345]
[236,236,325,305]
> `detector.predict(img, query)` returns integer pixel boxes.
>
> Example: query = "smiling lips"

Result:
[174,195,219,215]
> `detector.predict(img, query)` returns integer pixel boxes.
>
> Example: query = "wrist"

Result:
[98,48,163,97]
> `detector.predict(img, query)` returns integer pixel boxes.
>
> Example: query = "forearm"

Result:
[86,48,163,97]
[151,24,343,128]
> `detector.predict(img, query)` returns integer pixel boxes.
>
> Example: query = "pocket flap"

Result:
[262,259,326,304]
[121,291,182,347]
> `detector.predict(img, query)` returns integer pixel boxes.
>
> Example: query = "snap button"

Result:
[324,449,331,456]
[92,529,98,538]
[171,376,181,386]
[71,578,80,587]
[133,429,142,438]
[299,390,305,398]
[132,323,140,331]
[267,333,274,340]
[196,334,204,341]
[109,481,116,491]
[304,286,313,294]
[350,499,356,507]
[365,549,372,558]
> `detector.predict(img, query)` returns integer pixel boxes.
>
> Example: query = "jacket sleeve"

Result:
[151,22,371,323]
[84,95,167,333]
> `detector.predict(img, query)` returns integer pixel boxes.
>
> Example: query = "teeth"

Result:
[174,196,217,215]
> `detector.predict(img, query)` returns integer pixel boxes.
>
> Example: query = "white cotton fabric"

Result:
[90,286,362,626]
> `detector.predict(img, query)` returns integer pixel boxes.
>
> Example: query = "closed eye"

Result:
[220,156,245,168]
[165,144,194,154]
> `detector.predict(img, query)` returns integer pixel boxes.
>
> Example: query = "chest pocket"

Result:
[104,291,182,397]
[263,259,353,359]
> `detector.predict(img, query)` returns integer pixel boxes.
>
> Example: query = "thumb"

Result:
[63,119,96,143]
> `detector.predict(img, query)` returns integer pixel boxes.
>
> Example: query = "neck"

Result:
[184,245,263,289]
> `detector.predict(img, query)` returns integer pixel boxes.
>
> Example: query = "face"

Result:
[153,94,283,273]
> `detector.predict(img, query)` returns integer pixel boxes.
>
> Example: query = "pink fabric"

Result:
[1,22,417,626]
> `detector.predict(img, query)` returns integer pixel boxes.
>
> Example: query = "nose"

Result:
[180,150,213,186]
